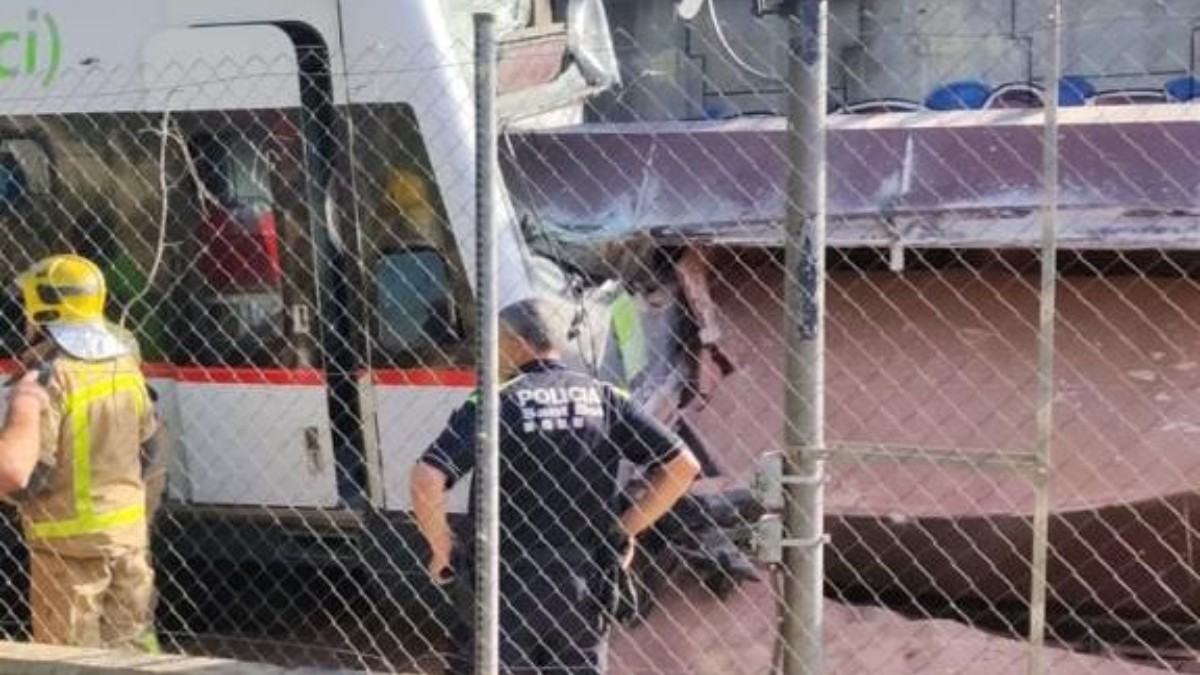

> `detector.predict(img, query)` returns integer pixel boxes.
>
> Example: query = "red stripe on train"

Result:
[149,365,326,386]
[370,369,475,387]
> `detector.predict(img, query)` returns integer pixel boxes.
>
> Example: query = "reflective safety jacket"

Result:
[21,353,157,556]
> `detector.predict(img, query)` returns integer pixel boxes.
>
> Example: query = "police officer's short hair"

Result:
[499,298,567,353]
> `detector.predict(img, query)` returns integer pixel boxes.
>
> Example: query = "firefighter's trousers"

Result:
[29,547,158,651]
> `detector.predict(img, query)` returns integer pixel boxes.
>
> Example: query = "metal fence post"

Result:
[781,1,827,674]
[474,12,501,675]
[1028,1,1061,674]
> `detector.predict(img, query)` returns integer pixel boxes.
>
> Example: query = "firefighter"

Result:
[7,254,160,652]
[411,298,702,674]
[102,319,170,519]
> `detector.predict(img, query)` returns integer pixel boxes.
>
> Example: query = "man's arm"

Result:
[607,386,703,544]
[618,448,702,538]
[411,461,454,583]
[0,371,49,496]
[410,401,477,583]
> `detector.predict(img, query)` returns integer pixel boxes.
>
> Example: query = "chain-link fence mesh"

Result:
[0,1,1194,674]
[514,0,1200,673]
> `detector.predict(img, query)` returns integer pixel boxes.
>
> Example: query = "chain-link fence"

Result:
[0,1,1195,674]
[567,1,1200,673]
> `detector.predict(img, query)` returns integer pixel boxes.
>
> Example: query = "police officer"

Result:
[6,254,160,651]
[411,298,702,674]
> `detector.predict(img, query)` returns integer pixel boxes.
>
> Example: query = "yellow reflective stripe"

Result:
[69,383,90,522]
[611,293,646,383]
[30,503,145,539]
[29,372,148,540]
[69,374,146,516]
[465,374,526,406]
[135,629,162,654]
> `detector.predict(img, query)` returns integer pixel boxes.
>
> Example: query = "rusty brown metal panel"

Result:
[676,253,1200,617]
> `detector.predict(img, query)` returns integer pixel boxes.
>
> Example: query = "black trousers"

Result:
[445,560,609,675]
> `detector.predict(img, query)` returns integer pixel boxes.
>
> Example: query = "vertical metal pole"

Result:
[474,13,500,675]
[781,1,827,674]
[1028,1,1060,674]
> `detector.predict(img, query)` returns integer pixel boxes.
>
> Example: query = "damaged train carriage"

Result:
[502,106,1200,661]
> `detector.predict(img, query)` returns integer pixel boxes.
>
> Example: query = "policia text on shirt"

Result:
[411,298,701,675]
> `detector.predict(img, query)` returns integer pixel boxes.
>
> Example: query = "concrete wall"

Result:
[844,0,1030,102]
[1054,0,1194,89]
[588,1,701,121]
[597,0,1198,119]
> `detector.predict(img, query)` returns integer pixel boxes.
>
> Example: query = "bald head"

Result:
[498,298,568,373]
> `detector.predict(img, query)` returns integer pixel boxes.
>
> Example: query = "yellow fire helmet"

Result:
[16,254,129,361]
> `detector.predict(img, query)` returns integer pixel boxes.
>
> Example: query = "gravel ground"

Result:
[160,572,1192,675]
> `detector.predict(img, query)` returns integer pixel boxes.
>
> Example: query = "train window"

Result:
[0,115,168,359]
[0,152,29,209]
[349,103,473,368]
[0,134,54,240]
[375,247,460,355]
[0,110,331,369]
[0,133,56,353]
[172,113,294,368]
[188,131,283,296]
[0,138,51,195]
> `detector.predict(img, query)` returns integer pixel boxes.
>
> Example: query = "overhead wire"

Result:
[705,0,780,81]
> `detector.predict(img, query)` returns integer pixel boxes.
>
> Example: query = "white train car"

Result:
[0,0,667,633]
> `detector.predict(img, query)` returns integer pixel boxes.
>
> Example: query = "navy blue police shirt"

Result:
[419,359,684,565]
